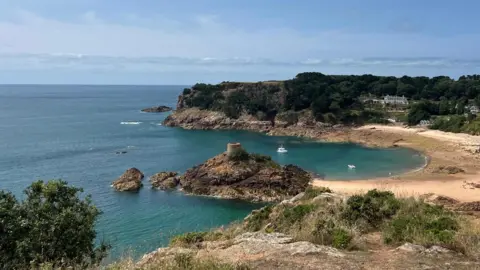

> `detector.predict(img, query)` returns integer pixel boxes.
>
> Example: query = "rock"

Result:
[115,151,127,155]
[455,201,480,212]
[280,192,305,205]
[421,193,460,206]
[312,192,344,204]
[150,171,180,190]
[432,166,465,174]
[425,246,451,254]
[179,145,312,202]
[136,247,194,268]
[396,243,426,253]
[141,105,172,113]
[112,168,144,192]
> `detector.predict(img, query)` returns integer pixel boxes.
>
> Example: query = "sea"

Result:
[0,85,426,259]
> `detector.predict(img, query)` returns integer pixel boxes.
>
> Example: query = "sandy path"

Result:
[313,175,480,202]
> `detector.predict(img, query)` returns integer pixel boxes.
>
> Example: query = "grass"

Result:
[302,186,332,201]
[107,253,250,270]
[245,205,273,231]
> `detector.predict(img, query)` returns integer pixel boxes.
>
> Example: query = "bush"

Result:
[245,205,273,231]
[302,186,332,200]
[169,232,208,247]
[249,153,272,163]
[228,148,250,161]
[332,228,352,249]
[183,88,192,95]
[282,204,316,225]
[341,189,400,231]
[0,180,108,269]
[383,199,459,247]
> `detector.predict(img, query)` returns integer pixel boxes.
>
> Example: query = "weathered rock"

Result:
[179,147,312,202]
[141,105,172,113]
[421,193,460,206]
[396,243,426,253]
[112,168,144,191]
[137,247,194,268]
[455,201,480,212]
[425,246,451,254]
[312,192,344,204]
[432,165,465,174]
[150,171,180,190]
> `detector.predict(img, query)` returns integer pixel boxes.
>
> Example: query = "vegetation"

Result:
[302,186,332,201]
[0,180,108,269]
[342,189,400,231]
[108,253,250,270]
[181,73,480,127]
[245,205,273,231]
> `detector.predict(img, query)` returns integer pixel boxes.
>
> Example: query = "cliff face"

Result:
[179,152,311,202]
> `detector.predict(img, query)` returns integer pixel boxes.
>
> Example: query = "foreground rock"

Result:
[137,232,478,270]
[141,105,172,113]
[150,171,180,190]
[179,143,311,202]
[112,168,144,191]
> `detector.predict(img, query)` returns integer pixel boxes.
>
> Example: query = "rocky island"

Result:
[149,171,180,190]
[179,143,311,202]
[112,167,144,191]
[141,105,172,113]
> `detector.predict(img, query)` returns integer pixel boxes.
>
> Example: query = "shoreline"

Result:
[164,110,480,202]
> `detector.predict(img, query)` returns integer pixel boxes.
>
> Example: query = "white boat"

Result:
[348,164,356,169]
[277,145,288,153]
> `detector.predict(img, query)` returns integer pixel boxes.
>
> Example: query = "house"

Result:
[469,105,479,114]
[419,120,431,126]
[383,95,409,106]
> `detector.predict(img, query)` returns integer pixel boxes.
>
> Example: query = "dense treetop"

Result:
[180,72,480,132]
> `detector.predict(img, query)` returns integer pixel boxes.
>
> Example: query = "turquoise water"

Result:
[0,85,425,259]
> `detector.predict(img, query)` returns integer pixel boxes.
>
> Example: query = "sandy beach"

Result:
[313,125,480,202]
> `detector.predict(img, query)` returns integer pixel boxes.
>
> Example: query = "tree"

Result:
[0,180,109,269]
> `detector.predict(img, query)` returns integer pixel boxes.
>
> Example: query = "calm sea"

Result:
[0,85,425,259]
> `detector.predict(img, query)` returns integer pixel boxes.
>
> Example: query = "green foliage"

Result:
[332,228,353,249]
[245,205,273,231]
[302,186,332,201]
[342,189,400,231]
[249,153,272,163]
[169,231,208,247]
[0,180,108,269]
[281,204,316,225]
[183,88,192,95]
[181,72,480,127]
[383,199,459,247]
[430,115,480,135]
[228,148,250,161]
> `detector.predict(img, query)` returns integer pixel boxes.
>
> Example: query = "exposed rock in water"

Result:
[432,165,465,174]
[179,144,311,202]
[150,171,180,190]
[112,168,144,192]
[141,105,172,113]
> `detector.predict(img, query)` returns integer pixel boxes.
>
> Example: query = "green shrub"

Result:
[249,153,272,163]
[383,200,459,247]
[0,180,109,269]
[228,148,250,161]
[183,88,192,95]
[302,186,332,200]
[245,205,273,231]
[282,204,316,225]
[332,228,352,249]
[170,232,208,247]
[341,189,400,231]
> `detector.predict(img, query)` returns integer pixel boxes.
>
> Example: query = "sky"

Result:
[1,0,480,84]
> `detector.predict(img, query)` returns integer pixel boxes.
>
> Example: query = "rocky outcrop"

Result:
[179,148,311,202]
[150,171,180,190]
[163,108,273,132]
[141,105,172,113]
[432,165,465,174]
[112,168,144,191]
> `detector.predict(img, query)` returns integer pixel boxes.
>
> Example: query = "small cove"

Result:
[0,85,426,259]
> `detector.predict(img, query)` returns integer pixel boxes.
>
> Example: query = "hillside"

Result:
[112,188,480,270]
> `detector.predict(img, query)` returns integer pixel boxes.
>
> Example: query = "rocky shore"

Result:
[141,105,172,113]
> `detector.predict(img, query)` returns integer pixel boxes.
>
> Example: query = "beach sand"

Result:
[313,125,480,202]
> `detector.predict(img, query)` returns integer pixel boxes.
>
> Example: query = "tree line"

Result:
[181,72,480,129]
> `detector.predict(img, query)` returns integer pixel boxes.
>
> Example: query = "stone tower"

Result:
[226,142,243,157]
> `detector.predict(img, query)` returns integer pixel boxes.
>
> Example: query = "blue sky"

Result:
[0,0,479,84]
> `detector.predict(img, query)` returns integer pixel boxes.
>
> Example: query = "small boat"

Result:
[277,145,288,153]
[348,164,356,169]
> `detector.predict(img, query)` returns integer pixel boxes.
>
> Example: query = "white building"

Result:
[383,95,409,106]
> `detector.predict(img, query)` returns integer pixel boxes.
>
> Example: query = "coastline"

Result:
[164,110,480,202]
